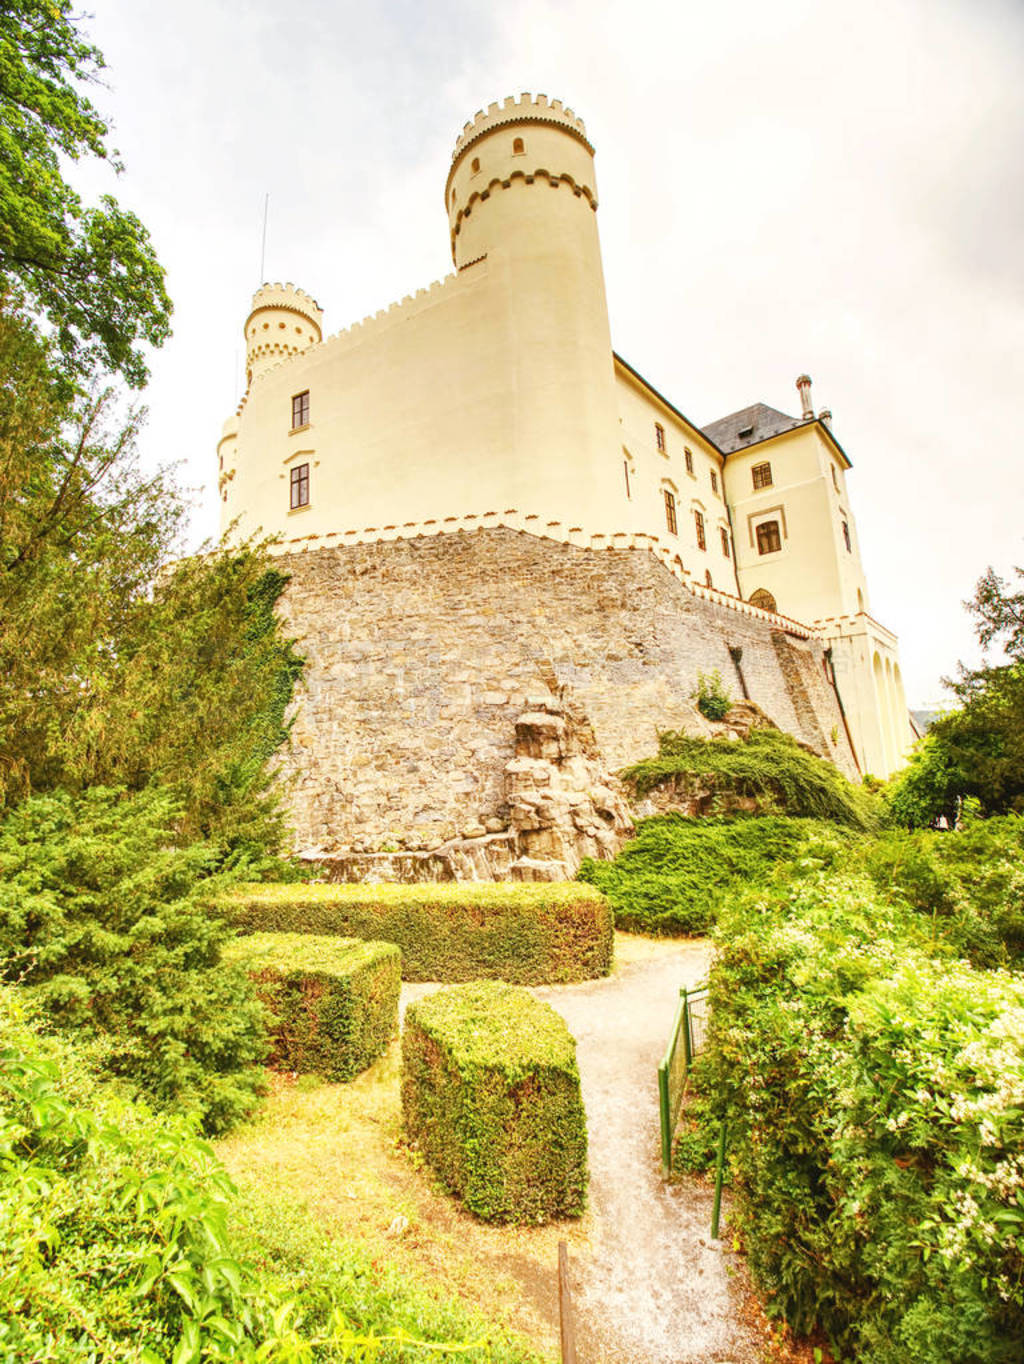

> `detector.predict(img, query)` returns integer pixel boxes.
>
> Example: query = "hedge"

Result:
[224,933,400,1082]
[401,982,588,1224]
[221,882,613,984]
[699,871,1024,1363]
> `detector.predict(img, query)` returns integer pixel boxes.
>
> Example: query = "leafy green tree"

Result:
[0,308,303,856]
[0,0,171,386]
[887,565,1024,823]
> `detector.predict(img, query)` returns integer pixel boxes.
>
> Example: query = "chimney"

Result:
[818,407,832,429]
[796,373,814,419]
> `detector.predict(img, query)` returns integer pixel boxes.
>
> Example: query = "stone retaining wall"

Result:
[274,529,857,863]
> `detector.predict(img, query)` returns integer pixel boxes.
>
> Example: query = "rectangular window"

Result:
[720,526,730,558]
[694,509,706,551]
[290,462,310,509]
[710,469,718,495]
[655,422,666,453]
[842,520,852,552]
[684,448,694,475]
[752,462,772,490]
[624,460,631,500]
[664,489,677,535]
[756,519,781,555]
[291,390,310,429]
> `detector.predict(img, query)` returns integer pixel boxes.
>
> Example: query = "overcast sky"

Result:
[81,0,1024,707]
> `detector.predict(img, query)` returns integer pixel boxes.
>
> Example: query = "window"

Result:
[752,462,772,490]
[738,424,754,440]
[290,462,310,509]
[831,465,840,492]
[623,460,631,500]
[842,520,852,552]
[749,588,777,612]
[705,570,713,587]
[291,390,310,429]
[720,526,730,558]
[513,137,524,154]
[710,469,718,495]
[756,519,781,555]
[684,447,694,475]
[655,422,666,453]
[694,509,706,551]
[664,489,677,535]
[471,156,480,173]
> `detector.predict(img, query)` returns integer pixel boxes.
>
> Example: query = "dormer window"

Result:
[738,424,755,440]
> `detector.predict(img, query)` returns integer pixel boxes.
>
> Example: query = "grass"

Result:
[216,1035,584,1359]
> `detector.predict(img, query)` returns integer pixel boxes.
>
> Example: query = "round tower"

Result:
[445,94,598,267]
[244,282,323,388]
[443,95,619,534]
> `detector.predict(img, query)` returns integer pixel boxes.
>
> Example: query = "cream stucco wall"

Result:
[217,92,914,779]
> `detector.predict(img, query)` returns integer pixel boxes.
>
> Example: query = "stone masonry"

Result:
[274,529,858,874]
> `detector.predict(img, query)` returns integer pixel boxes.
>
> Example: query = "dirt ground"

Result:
[220,935,816,1363]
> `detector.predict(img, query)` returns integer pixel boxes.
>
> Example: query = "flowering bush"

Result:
[704,873,1024,1363]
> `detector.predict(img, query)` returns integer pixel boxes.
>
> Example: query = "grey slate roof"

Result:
[701,402,809,454]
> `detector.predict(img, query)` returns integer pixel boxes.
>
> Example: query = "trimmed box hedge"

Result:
[224,933,400,1082]
[221,882,613,984]
[401,982,588,1224]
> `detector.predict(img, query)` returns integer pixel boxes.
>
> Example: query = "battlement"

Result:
[451,94,593,163]
[246,282,324,334]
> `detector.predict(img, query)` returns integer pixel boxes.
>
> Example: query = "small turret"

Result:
[244,282,323,388]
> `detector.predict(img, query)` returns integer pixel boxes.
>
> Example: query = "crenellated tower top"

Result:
[244,282,324,389]
[445,94,598,268]
[450,93,592,164]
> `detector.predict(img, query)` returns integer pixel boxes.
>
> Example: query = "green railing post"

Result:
[711,1119,728,1239]
[681,986,693,1070]
[658,1062,672,1179]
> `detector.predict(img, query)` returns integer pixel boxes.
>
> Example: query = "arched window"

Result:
[471,156,480,173]
[705,570,713,587]
[513,137,524,154]
[749,588,777,613]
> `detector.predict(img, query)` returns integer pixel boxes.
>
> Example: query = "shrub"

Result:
[0,988,545,1362]
[402,982,588,1223]
[0,786,266,1133]
[849,815,1024,967]
[698,873,1024,1363]
[692,668,732,721]
[622,727,880,829]
[579,813,852,935]
[225,933,400,1081]
[222,881,613,984]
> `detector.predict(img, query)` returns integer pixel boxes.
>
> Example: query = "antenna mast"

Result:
[258,193,269,282]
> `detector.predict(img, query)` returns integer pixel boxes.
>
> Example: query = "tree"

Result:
[0,0,171,387]
[0,305,302,857]
[887,565,1024,824]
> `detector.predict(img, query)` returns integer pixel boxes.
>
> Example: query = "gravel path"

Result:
[403,939,762,1363]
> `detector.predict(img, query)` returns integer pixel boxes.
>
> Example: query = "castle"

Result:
[216,95,912,876]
